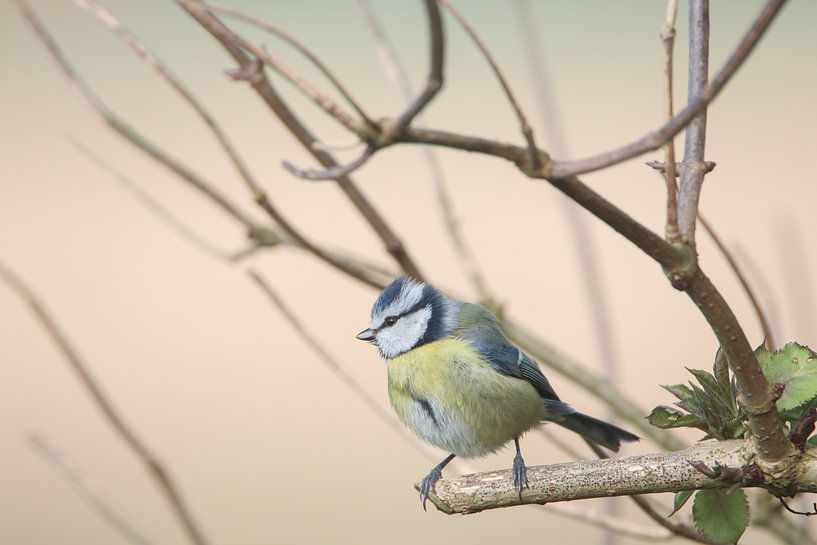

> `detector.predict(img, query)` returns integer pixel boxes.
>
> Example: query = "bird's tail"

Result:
[557,412,639,452]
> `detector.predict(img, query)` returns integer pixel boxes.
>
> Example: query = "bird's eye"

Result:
[383,316,397,327]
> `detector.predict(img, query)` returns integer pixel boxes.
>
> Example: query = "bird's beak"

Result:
[356,328,376,341]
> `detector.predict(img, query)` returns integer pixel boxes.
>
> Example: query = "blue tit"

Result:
[356,277,638,509]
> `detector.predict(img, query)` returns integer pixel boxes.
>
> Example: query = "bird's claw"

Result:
[513,450,529,498]
[420,466,443,511]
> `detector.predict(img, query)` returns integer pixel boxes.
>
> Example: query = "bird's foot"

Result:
[513,449,529,497]
[420,466,443,511]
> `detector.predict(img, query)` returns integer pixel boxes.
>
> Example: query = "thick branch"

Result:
[425,440,817,515]
[685,269,792,464]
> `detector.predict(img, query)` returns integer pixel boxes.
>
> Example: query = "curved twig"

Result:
[383,0,445,139]
[439,0,539,169]
[204,1,377,129]
[282,144,376,180]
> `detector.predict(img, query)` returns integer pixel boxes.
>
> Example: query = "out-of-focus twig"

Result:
[14,0,258,235]
[176,0,425,280]
[698,214,776,349]
[74,0,381,288]
[0,259,211,545]
[28,434,162,545]
[203,1,376,129]
[660,0,680,241]
[67,137,233,261]
[439,0,539,170]
[354,0,489,300]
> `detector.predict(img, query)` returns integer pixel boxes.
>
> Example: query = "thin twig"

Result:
[73,0,380,288]
[439,0,540,170]
[549,0,788,178]
[0,259,211,545]
[676,0,710,243]
[14,0,259,235]
[28,434,162,545]
[176,0,425,280]
[354,0,490,299]
[67,137,235,261]
[281,144,376,180]
[203,1,377,129]
[383,0,445,140]
[661,0,680,241]
[247,270,403,434]
[698,213,776,349]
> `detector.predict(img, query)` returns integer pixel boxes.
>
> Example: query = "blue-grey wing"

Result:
[470,340,562,403]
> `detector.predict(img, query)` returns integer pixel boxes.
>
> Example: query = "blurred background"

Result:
[2,1,816,544]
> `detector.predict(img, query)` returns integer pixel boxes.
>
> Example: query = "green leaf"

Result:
[662,383,694,401]
[758,342,817,410]
[693,489,749,544]
[669,490,694,517]
[647,405,706,430]
[714,348,729,390]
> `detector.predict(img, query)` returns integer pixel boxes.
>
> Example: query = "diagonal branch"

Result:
[204,2,377,129]
[354,0,490,299]
[0,259,212,545]
[175,0,425,280]
[29,434,162,545]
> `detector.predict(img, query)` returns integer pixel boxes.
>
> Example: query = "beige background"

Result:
[2,1,816,544]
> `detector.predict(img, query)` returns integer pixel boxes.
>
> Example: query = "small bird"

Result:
[356,277,638,509]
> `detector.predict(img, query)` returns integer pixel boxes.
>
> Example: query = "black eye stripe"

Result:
[379,301,429,330]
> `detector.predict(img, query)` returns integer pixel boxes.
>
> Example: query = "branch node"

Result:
[224,57,264,83]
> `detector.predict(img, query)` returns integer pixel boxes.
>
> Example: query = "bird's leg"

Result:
[420,453,456,510]
[513,437,529,496]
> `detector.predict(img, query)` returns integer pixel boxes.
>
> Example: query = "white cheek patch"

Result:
[377,306,432,358]
[371,281,425,329]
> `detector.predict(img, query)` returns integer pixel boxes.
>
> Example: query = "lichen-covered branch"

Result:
[424,440,817,515]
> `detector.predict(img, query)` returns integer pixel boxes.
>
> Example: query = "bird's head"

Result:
[356,277,458,359]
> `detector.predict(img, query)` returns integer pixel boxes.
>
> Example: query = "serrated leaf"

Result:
[669,489,694,517]
[693,489,749,544]
[758,342,817,410]
[647,405,706,430]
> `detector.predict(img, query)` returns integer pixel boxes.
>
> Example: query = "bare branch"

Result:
[354,0,490,298]
[28,434,162,545]
[282,144,376,180]
[175,0,425,280]
[247,270,401,433]
[425,439,817,515]
[14,0,258,233]
[676,0,710,242]
[660,0,680,241]
[0,259,211,545]
[204,1,377,129]
[549,0,788,178]
[439,0,539,169]
[698,213,776,349]
[383,0,445,140]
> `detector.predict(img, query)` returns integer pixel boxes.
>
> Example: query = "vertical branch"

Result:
[676,0,710,242]
[0,260,212,545]
[661,0,680,241]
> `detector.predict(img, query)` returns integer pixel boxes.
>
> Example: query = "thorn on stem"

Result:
[225,57,264,83]
[790,407,817,450]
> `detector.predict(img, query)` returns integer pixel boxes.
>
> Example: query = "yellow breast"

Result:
[386,338,544,457]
